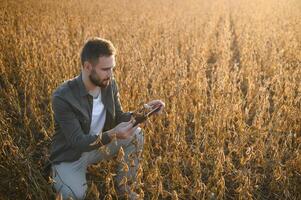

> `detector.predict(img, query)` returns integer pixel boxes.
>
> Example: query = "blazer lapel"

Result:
[63,88,90,120]
[67,74,91,120]
[80,95,92,119]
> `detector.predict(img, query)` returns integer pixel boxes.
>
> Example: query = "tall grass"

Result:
[0,0,300,199]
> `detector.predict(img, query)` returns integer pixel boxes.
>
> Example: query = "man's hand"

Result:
[110,121,138,140]
[146,99,165,115]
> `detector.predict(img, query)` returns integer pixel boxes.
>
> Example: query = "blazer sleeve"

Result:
[52,95,110,152]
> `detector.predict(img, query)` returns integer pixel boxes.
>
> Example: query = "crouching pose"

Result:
[49,37,165,199]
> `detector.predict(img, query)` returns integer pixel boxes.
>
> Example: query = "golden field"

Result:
[0,0,300,199]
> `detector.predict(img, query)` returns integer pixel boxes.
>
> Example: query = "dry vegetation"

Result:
[0,0,300,199]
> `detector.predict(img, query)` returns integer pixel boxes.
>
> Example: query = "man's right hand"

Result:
[110,121,138,140]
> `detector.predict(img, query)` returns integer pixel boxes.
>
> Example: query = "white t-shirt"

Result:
[89,92,106,136]
[88,87,106,136]
[81,87,106,157]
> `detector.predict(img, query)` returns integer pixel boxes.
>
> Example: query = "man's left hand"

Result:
[146,99,165,115]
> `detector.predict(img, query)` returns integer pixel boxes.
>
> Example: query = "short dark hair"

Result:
[80,37,116,66]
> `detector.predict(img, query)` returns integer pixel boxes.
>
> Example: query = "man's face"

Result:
[89,55,115,88]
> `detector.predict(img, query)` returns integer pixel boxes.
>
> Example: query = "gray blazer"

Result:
[49,73,131,165]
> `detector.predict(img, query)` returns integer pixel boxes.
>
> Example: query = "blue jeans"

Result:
[51,128,144,200]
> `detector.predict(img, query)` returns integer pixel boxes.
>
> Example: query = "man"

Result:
[49,37,165,199]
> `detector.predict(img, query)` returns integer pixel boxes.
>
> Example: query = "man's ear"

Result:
[83,61,92,72]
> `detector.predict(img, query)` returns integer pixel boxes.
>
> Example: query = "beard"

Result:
[89,68,110,88]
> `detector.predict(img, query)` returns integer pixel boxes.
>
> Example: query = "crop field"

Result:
[0,0,300,199]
